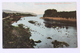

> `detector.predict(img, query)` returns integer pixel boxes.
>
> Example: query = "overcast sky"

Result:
[2,2,76,14]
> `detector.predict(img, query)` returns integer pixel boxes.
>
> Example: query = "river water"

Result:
[12,15,77,48]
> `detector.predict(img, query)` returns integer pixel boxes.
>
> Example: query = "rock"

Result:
[47,37,52,39]
[43,9,57,17]
[51,40,69,48]
[28,20,36,24]
[34,40,41,43]
[28,20,41,26]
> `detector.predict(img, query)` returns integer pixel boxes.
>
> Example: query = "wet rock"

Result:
[34,40,41,43]
[47,37,52,39]
[28,20,36,24]
[28,20,41,26]
[51,40,69,48]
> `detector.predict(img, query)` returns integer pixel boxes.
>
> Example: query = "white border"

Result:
[0,0,80,53]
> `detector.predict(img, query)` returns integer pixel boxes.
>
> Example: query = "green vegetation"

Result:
[3,12,37,48]
[43,9,76,19]
[3,12,36,18]
[3,12,9,18]
[3,19,36,48]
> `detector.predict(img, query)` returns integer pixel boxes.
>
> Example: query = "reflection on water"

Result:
[12,15,77,48]
[43,19,77,28]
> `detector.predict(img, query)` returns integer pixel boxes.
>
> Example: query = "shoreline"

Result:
[3,15,36,24]
[40,17,76,22]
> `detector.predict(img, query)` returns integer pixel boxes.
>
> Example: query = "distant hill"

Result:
[2,10,36,15]
[3,10,18,13]
[2,10,37,18]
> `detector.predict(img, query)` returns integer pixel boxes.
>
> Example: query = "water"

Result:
[12,15,77,48]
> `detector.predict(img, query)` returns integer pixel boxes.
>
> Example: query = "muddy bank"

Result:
[40,17,76,22]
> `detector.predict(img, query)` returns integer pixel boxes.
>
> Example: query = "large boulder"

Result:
[43,9,57,17]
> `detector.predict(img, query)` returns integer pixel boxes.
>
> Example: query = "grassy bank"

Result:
[3,12,37,48]
[3,17,36,48]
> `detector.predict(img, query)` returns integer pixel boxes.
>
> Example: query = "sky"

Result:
[2,2,76,14]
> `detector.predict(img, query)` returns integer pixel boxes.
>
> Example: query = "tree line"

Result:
[43,9,76,19]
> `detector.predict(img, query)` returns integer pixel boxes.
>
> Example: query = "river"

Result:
[12,15,77,48]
